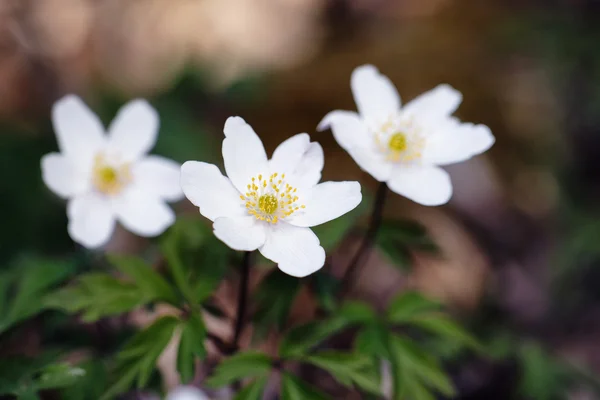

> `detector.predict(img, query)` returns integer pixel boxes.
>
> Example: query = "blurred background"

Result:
[2,0,600,399]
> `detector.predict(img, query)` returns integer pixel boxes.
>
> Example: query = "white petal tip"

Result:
[223,116,248,136]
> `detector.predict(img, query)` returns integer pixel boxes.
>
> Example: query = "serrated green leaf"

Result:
[410,315,481,351]
[205,352,272,388]
[302,351,381,396]
[355,324,389,358]
[279,317,350,358]
[0,257,75,333]
[44,273,145,322]
[253,269,301,338]
[281,373,329,400]
[338,301,378,325]
[35,363,85,390]
[386,292,441,323]
[388,335,455,397]
[234,377,268,400]
[161,231,198,305]
[177,314,207,383]
[107,254,179,305]
[101,316,179,399]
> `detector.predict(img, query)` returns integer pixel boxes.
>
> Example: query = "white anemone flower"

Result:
[318,65,495,206]
[41,95,183,248]
[166,386,209,400]
[181,117,362,278]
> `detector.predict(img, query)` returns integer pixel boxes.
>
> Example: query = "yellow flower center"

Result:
[388,132,408,153]
[92,154,131,195]
[240,172,305,224]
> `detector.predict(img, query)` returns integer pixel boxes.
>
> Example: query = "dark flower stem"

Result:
[341,182,388,296]
[233,251,252,347]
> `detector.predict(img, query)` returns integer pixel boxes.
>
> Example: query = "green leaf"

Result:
[386,292,441,323]
[177,314,207,383]
[107,254,179,305]
[205,351,272,388]
[234,377,268,400]
[355,324,389,358]
[44,273,145,322]
[312,192,371,250]
[0,352,60,395]
[376,220,437,270]
[253,269,301,338]
[61,360,108,400]
[281,372,329,400]
[161,228,199,305]
[410,315,481,351]
[101,316,179,400]
[338,301,378,325]
[0,257,75,333]
[35,363,86,390]
[279,317,350,358]
[193,237,230,302]
[388,335,455,398]
[312,272,340,313]
[301,351,381,396]
[518,342,567,400]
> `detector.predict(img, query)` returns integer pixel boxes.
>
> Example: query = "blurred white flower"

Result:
[318,65,495,206]
[166,386,209,400]
[41,95,183,248]
[181,117,362,277]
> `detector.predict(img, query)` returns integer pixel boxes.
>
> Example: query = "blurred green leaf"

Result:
[193,237,230,302]
[177,313,207,383]
[281,372,329,400]
[388,335,455,398]
[107,254,179,305]
[35,363,86,390]
[253,269,301,338]
[0,257,75,334]
[0,352,60,394]
[62,360,108,400]
[410,315,481,352]
[44,273,145,322]
[386,292,441,324]
[518,342,567,400]
[301,351,381,396]
[355,324,389,358]
[205,351,272,388]
[312,272,340,313]
[279,317,350,358]
[376,220,437,270]
[102,316,179,399]
[233,376,268,400]
[338,301,378,325]
[161,231,198,306]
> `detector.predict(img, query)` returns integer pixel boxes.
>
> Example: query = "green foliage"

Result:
[279,317,350,358]
[312,272,340,313]
[376,220,438,270]
[177,314,207,383]
[62,360,108,400]
[0,352,85,398]
[205,351,272,388]
[253,269,301,338]
[234,376,268,400]
[300,351,381,395]
[102,316,179,400]
[281,372,329,400]
[0,257,75,334]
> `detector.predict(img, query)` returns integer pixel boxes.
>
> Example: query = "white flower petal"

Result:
[213,216,266,251]
[180,161,244,221]
[351,65,401,119]
[259,222,325,277]
[403,84,462,121]
[289,181,362,228]
[113,188,175,237]
[41,153,88,198]
[347,147,393,182]
[291,142,324,188]
[167,386,209,400]
[52,95,106,166]
[107,100,159,161]
[222,117,268,193]
[67,193,115,248]
[269,133,310,175]
[133,155,183,202]
[317,110,371,151]
[387,165,452,206]
[423,122,495,166]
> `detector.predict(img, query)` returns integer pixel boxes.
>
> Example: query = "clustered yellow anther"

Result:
[372,116,425,163]
[92,154,131,195]
[388,132,408,152]
[241,172,305,224]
